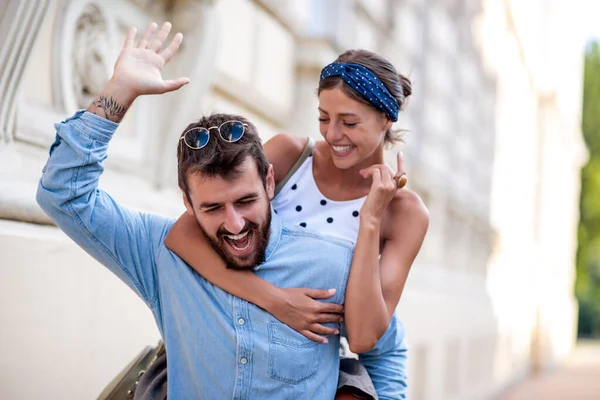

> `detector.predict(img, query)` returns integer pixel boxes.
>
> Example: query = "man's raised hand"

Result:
[112,22,190,96]
[88,22,190,122]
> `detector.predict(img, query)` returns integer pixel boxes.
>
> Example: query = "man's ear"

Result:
[181,189,194,216]
[266,164,275,200]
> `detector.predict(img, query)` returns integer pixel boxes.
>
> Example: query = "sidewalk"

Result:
[501,340,600,400]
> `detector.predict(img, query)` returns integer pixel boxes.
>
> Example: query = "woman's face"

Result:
[318,86,391,170]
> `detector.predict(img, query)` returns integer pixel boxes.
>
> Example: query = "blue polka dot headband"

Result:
[320,62,401,122]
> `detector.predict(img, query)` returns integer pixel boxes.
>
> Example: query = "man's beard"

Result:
[197,208,271,270]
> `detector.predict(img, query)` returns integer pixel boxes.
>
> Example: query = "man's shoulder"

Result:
[279,223,355,252]
[138,212,177,249]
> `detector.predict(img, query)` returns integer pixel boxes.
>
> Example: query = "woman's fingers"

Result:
[394,151,408,188]
[148,21,172,52]
[137,22,157,49]
[310,323,339,336]
[303,288,344,313]
[304,288,337,299]
[366,166,382,187]
[317,302,344,314]
[300,330,328,343]
[380,165,395,188]
[363,165,397,192]
[361,164,394,179]
[360,164,398,219]
[363,161,406,191]
[396,151,405,176]
[316,313,344,323]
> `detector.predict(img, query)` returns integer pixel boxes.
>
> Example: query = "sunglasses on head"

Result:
[180,120,248,150]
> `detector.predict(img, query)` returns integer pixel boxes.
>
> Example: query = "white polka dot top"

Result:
[272,154,366,244]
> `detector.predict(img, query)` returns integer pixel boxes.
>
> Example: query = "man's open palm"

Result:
[112,22,190,96]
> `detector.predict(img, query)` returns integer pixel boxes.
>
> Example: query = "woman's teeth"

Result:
[332,145,353,153]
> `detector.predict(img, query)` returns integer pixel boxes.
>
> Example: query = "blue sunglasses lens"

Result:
[184,128,210,149]
[220,121,245,142]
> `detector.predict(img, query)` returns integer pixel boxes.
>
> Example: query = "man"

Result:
[37,22,406,399]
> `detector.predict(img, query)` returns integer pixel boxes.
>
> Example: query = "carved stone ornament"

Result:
[167,0,217,32]
[72,3,112,109]
[53,1,118,112]
[130,0,167,15]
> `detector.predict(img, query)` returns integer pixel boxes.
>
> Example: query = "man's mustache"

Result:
[217,220,259,238]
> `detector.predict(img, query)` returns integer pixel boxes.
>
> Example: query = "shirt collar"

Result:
[258,206,281,268]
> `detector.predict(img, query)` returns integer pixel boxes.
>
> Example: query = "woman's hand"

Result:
[270,288,344,343]
[359,152,406,222]
[110,22,190,99]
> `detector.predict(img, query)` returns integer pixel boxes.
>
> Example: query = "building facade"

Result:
[0,0,586,399]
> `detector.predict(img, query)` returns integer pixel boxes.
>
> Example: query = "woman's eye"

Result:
[318,118,329,123]
[344,122,358,127]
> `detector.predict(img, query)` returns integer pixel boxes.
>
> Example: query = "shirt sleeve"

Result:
[36,110,173,306]
[357,313,408,400]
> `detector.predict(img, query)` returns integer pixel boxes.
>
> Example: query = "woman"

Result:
[166,49,429,398]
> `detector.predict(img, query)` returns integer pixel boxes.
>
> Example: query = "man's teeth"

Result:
[225,231,249,240]
[225,230,252,251]
[332,145,353,153]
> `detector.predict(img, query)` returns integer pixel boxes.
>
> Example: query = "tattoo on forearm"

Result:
[91,95,127,122]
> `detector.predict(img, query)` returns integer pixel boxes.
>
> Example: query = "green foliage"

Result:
[577,41,600,337]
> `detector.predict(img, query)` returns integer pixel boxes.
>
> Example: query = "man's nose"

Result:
[223,207,245,235]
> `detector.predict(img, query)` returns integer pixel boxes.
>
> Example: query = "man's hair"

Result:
[177,113,269,204]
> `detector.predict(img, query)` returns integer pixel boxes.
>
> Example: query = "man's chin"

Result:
[222,249,265,270]
[225,260,256,270]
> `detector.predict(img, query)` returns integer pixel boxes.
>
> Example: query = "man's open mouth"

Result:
[223,230,254,254]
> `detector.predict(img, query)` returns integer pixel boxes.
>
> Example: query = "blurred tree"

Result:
[576,41,600,337]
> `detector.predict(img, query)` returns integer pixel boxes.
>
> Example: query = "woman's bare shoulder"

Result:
[384,189,430,238]
[393,189,429,219]
[264,133,309,184]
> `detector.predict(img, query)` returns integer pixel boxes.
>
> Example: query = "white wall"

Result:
[0,220,159,399]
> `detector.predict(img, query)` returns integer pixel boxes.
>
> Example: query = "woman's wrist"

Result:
[359,214,382,231]
[255,280,285,312]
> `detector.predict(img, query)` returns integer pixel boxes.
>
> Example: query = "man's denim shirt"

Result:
[37,111,407,400]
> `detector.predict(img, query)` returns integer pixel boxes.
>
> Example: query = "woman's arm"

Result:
[165,134,343,342]
[344,161,429,353]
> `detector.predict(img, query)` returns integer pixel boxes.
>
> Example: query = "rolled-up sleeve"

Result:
[36,111,172,306]
[358,314,408,399]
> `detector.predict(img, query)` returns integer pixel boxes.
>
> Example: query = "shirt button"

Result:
[238,318,245,325]
[240,357,248,365]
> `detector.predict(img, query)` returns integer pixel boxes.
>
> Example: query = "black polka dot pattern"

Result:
[292,184,297,190]
[300,222,307,228]
[296,205,302,212]
[274,209,278,214]
[320,200,327,206]
[352,211,359,217]
[327,217,333,223]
